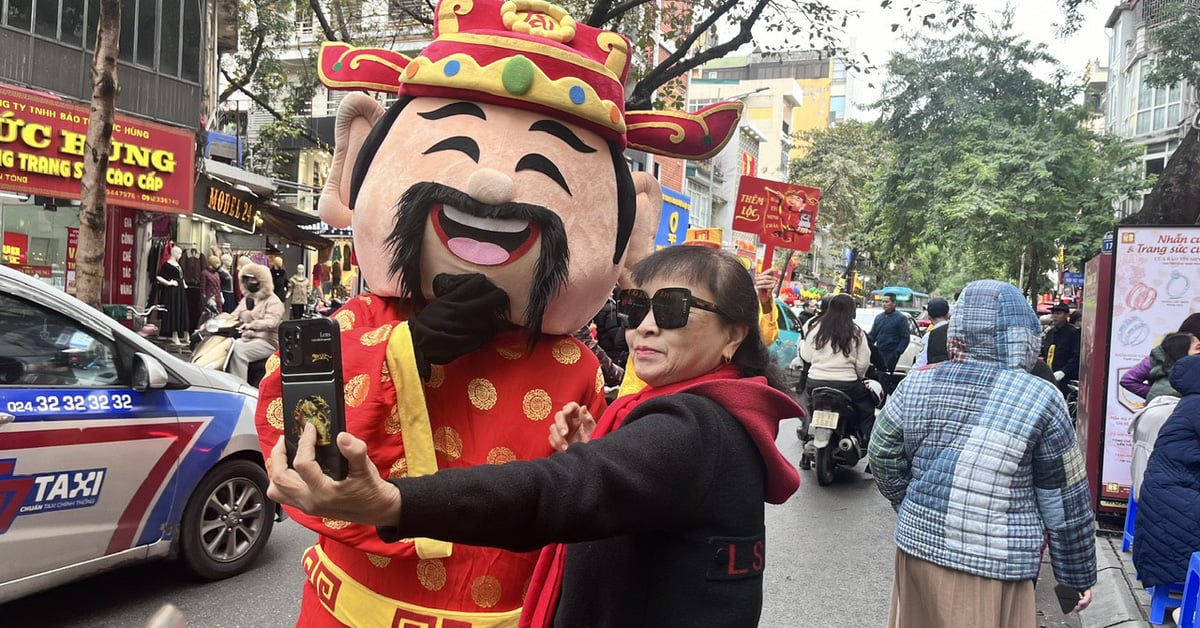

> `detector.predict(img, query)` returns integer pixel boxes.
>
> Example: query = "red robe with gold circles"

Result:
[255,294,607,627]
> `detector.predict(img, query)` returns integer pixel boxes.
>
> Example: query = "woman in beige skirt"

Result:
[868,280,1096,628]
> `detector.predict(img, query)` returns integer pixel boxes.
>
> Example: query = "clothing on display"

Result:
[155,249,190,338]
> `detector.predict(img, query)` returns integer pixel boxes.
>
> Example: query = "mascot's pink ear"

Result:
[318,93,386,228]
[622,172,662,280]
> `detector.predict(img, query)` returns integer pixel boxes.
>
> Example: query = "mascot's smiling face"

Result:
[319,94,659,336]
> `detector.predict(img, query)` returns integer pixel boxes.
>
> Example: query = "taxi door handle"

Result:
[0,412,14,427]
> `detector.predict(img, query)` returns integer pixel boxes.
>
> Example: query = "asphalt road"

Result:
[0,417,1081,627]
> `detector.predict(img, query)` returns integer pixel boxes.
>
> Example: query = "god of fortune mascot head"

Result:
[317,0,743,336]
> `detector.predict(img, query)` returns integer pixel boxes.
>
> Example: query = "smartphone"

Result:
[279,318,348,480]
[1054,583,1082,614]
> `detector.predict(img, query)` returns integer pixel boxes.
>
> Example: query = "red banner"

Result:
[0,86,194,214]
[103,206,136,305]
[3,231,28,264]
[65,226,78,294]
[732,176,820,251]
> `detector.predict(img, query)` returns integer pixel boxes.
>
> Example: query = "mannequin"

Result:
[202,255,224,313]
[155,246,190,345]
[218,253,236,313]
[286,263,311,319]
[269,256,288,303]
[184,248,205,331]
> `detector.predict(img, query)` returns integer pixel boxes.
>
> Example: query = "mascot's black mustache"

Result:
[384,181,569,344]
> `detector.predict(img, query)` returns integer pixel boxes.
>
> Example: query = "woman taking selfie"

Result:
[267,246,802,627]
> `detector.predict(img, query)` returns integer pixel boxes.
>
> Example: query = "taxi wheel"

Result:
[180,459,275,580]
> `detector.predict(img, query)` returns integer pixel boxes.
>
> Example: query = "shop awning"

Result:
[260,210,333,251]
[267,199,321,226]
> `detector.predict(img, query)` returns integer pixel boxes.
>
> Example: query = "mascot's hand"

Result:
[410,273,510,379]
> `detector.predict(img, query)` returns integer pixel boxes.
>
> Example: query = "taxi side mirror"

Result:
[132,352,168,391]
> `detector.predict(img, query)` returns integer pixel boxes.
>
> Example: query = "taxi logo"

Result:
[0,459,106,534]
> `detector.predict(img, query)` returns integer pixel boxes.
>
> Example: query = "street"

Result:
[1,417,1079,627]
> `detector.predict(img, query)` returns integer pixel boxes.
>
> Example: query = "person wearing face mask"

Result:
[228,262,285,381]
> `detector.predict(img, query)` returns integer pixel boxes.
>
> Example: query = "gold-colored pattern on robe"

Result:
[433,426,463,461]
[366,553,390,568]
[344,374,370,407]
[426,364,445,388]
[552,338,582,364]
[266,397,284,430]
[360,323,394,346]
[389,457,408,478]
[522,389,552,421]
[417,559,447,591]
[471,575,502,608]
[594,366,604,393]
[333,309,356,331]
[322,517,351,530]
[487,447,516,465]
[468,378,498,410]
[384,404,403,434]
[265,353,280,376]
[496,345,523,360]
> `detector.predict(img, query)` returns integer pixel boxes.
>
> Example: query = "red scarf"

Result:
[519,366,744,628]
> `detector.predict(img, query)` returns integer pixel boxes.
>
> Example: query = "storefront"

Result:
[0,83,195,304]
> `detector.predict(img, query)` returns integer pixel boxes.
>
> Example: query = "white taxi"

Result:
[0,264,274,603]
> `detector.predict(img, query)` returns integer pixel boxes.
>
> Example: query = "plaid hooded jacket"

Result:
[868,280,1096,589]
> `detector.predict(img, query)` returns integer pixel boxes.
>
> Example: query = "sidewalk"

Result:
[1076,534,1161,628]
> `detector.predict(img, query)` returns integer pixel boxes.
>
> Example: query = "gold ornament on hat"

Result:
[501,0,576,43]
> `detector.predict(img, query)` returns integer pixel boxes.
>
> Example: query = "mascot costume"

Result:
[255,1,742,625]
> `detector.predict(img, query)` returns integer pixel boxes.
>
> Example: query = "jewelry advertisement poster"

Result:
[1103,225,1200,497]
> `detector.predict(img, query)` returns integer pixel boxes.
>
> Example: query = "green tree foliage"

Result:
[789,120,889,243]
[870,14,1142,298]
[1127,0,1200,225]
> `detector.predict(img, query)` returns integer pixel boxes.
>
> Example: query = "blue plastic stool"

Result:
[1123,490,1137,553]
[1149,582,1185,625]
[1180,551,1200,628]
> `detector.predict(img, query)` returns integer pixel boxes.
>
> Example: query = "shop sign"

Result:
[65,226,78,294]
[3,231,27,264]
[732,176,820,252]
[195,177,255,232]
[0,86,194,214]
[3,263,52,279]
[654,188,690,249]
[102,206,136,305]
[1102,226,1200,501]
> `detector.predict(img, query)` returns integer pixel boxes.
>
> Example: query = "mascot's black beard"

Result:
[384,181,569,345]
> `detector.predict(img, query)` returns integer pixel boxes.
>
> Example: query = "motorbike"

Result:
[806,380,884,486]
[189,308,269,386]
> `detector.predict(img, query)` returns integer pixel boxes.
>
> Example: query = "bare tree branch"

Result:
[391,0,434,26]
[599,0,656,25]
[218,33,265,102]
[628,0,770,110]
[220,67,334,153]
[585,0,615,26]
[311,0,340,42]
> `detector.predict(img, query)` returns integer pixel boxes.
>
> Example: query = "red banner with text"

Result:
[0,85,194,214]
[65,226,78,294]
[3,231,27,264]
[103,206,137,305]
[732,176,820,252]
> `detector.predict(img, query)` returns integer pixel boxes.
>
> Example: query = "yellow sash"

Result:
[385,322,453,559]
[302,545,521,627]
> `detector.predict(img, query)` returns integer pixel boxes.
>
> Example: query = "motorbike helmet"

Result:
[864,379,887,409]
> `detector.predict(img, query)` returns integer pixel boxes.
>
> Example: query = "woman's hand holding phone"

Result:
[267,423,401,527]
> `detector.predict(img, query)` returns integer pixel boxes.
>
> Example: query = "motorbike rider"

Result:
[228,262,284,381]
[799,294,879,467]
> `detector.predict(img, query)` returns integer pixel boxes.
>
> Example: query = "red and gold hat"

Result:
[318,0,741,159]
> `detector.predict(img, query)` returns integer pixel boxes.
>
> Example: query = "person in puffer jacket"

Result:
[868,280,1096,628]
[228,262,285,381]
[1132,354,1200,589]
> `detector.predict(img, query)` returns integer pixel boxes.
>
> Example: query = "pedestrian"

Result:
[1040,301,1080,395]
[1132,354,1200,608]
[868,280,1095,628]
[1120,314,1200,401]
[200,255,224,316]
[228,263,284,382]
[868,293,910,374]
[266,245,802,627]
[591,291,629,369]
[914,297,950,367]
[797,299,817,328]
[1127,332,1199,498]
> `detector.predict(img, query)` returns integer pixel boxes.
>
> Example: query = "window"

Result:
[135,0,156,66]
[832,59,847,82]
[180,0,201,82]
[0,294,123,387]
[117,0,135,62]
[159,0,180,76]
[35,0,58,37]
[295,0,312,34]
[60,0,83,45]
[1134,60,1183,135]
[6,0,34,30]
[84,0,98,48]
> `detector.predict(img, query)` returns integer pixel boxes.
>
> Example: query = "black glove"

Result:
[409,273,511,380]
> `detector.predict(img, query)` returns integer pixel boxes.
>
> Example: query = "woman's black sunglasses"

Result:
[617,288,726,330]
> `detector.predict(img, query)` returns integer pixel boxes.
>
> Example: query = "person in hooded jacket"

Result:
[265,246,802,627]
[1121,315,1200,402]
[869,280,1095,628]
[1127,332,1199,499]
[1132,353,1200,591]
[228,262,285,381]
